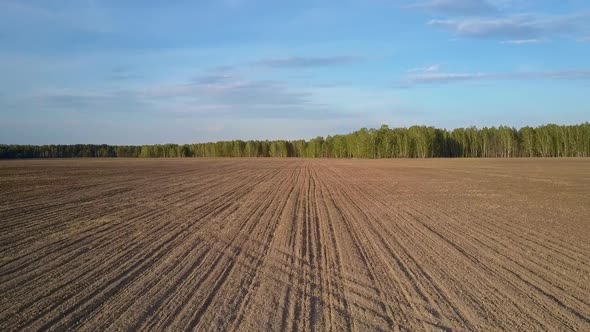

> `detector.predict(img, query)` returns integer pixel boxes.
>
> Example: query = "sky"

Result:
[1,0,589,144]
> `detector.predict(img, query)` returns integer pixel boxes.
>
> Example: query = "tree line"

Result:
[1,123,589,159]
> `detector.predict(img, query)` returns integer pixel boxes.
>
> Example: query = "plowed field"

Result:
[1,158,589,331]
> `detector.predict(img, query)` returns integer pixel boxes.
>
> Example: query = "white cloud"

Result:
[428,13,589,39]
[250,56,365,68]
[402,69,590,85]
[406,0,497,15]
[21,72,355,120]
[404,72,486,84]
[407,64,442,72]
[500,38,544,44]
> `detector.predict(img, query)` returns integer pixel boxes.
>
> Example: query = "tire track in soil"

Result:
[131,160,288,328]
[62,164,283,331]
[1,158,589,331]
[342,166,590,329]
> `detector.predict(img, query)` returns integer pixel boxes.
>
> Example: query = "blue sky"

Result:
[1,0,589,144]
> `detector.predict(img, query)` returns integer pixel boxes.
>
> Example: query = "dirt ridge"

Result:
[1,158,589,331]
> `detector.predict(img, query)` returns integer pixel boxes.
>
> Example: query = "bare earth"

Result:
[1,158,589,331]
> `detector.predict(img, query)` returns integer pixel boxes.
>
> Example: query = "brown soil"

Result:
[1,158,589,331]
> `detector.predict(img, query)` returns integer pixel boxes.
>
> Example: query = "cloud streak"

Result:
[428,13,589,39]
[142,74,310,108]
[109,66,141,81]
[500,38,544,44]
[402,69,590,85]
[406,0,498,16]
[407,64,442,72]
[26,73,349,120]
[251,56,364,68]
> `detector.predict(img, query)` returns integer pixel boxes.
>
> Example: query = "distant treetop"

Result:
[2,123,589,159]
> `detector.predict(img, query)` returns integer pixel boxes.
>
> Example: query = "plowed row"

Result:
[1,158,589,331]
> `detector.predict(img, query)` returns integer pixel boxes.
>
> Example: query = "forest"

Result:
[1,123,589,159]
